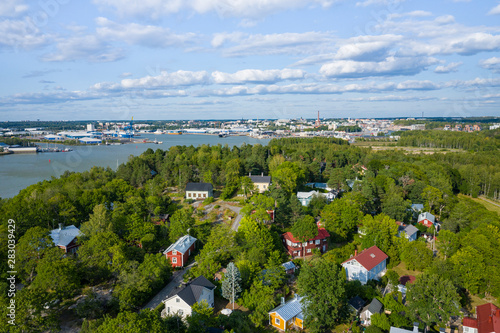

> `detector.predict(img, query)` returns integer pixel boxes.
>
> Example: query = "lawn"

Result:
[458,194,500,215]
[392,261,423,278]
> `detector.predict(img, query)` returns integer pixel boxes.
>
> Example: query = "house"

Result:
[185,182,213,200]
[348,296,366,314]
[360,298,384,326]
[269,295,304,331]
[248,173,271,193]
[296,190,337,206]
[397,275,416,295]
[397,223,419,242]
[161,276,216,319]
[411,204,424,218]
[341,246,388,284]
[463,303,500,333]
[282,224,330,259]
[418,212,435,228]
[164,235,197,268]
[390,323,420,333]
[282,261,297,275]
[50,224,81,254]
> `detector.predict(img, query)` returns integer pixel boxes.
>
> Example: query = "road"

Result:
[224,204,242,231]
[142,262,196,310]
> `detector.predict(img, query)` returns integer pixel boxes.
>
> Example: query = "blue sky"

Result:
[1,0,500,121]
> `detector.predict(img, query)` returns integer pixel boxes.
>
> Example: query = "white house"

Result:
[248,173,271,193]
[185,182,213,200]
[161,276,216,319]
[390,323,420,333]
[341,246,388,284]
[49,224,81,254]
[296,190,337,206]
[360,298,383,326]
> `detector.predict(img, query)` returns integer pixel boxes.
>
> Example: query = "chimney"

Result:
[281,297,285,305]
[496,309,500,317]
[249,172,251,177]
[261,172,264,176]
[413,323,419,333]
[354,249,358,256]
[58,223,63,230]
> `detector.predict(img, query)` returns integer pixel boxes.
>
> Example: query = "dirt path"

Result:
[479,196,500,208]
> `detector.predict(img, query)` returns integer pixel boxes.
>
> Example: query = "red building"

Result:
[163,235,197,268]
[463,303,500,333]
[282,224,330,258]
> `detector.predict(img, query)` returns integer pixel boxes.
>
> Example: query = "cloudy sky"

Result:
[1,0,500,120]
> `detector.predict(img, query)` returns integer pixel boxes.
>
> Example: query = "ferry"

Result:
[167,130,182,135]
[153,129,165,135]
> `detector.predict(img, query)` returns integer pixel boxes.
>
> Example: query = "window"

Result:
[172,257,177,264]
[286,240,291,246]
[167,307,170,313]
[307,249,312,253]
[203,193,206,198]
[176,298,180,303]
[179,310,183,315]
[315,239,320,245]
[172,250,177,255]
[309,240,313,244]
[275,318,280,325]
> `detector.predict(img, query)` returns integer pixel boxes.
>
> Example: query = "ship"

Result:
[167,130,182,135]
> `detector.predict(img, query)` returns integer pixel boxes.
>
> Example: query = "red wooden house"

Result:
[282,224,330,258]
[164,235,197,268]
[50,224,81,254]
[417,212,436,228]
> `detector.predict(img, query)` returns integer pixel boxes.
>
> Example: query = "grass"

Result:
[469,294,500,310]
[392,261,423,278]
[457,194,500,215]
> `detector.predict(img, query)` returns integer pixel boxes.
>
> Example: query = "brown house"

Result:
[282,224,329,258]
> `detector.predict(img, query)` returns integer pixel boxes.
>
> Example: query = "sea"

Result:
[0,134,270,199]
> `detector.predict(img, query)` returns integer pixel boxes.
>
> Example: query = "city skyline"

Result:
[1,0,500,121]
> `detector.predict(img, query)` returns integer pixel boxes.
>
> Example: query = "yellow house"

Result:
[249,173,272,193]
[269,295,304,331]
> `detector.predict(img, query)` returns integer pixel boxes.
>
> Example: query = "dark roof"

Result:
[363,298,383,314]
[185,182,213,192]
[342,245,388,271]
[348,296,366,311]
[249,175,271,183]
[169,276,216,306]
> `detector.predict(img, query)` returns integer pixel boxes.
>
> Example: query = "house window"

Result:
[309,240,313,244]
[172,257,177,264]
[315,239,320,245]
[176,298,180,303]
[203,193,206,198]
[172,250,177,255]
[307,249,312,253]
[275,318,280,325]
[188,193,191,197]
[167,307,170,313]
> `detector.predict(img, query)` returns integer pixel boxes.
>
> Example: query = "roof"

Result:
[342,245,388,271]
[418,212,435,223]
[283,227,330,243]
[390,326,418,333]
[399,275,416,286]
[50,225,81,247]
[282,261,296,271]
[269,295,303,322]
[164,235,197,254]
[363,298,383,314]
[463,318,478,329]
[398,224,419,237]
[185,182,213,192]
[297,190,319,199]
[348,296,365,311]
[249,175,271,183]
[475,303,500,333]
[168,276,216,306]
[411,204,424,211]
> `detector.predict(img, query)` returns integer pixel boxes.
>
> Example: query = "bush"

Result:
[203,196,215,205]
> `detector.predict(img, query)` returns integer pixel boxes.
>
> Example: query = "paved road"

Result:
[224,204,242,231]
[142,262,196,310]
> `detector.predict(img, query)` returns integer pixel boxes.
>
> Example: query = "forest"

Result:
[0,135,499,333]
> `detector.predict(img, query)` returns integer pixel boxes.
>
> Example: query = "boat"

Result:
[153,129,164,135]
[167,130,182,135]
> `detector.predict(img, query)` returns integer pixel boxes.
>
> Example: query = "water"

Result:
[0,134,270,199]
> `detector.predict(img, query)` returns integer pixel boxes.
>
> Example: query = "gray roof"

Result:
[282,261,296,271]
[169,276,216,306]
[297,190,319,199]
[185,182,213,192]
[411,204,424,212]
[164,235,197,254]
[418,212,435,223]
[269,295,303,321]
[390,325,419,333]
[249,175,271,184]
[404,224,419,237]
[50,225,81,247]
[348,296,365,311]
[363,298,383,314]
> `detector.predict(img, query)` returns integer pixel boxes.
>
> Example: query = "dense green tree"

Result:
[321,195,363,242]
[270,161,305,194]
[80,204,112,240]
[291,215,318,261]
[239,280,276,328]
[186,300,215,333]
[450,246,485,294]
[222,262,242,310]
[168,207,195,243]
[16,226,53,284]
[381,193,412,223]
[401,240,433,271]
[437,229,459,259]
[359,214,401,266]
[297,258,347,333]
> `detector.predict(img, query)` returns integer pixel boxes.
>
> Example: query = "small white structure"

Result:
[360,298,383,326]
[296,190,337,206]
[185,182,213,200]
[162,276,216,319]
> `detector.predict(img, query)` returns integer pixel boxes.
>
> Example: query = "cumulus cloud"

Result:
[93,0,337,19]
[42,35,125,62]
[488,4,500,15]
[95,17,197,48]
[434,62,462,73]
[319,56,438,78]
[0,17,50,50]
[0,0,28,17]
[334,34,402,61]
[212,69,306,84]
[479,57,500,73]
[356,0,405,7]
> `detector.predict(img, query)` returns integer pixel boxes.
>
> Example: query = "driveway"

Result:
[142,262,196,310]
[223,204,242,231]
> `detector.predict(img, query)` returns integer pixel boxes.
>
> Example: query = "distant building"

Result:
[269,295,304,331]
[282,261,297,275]
[282,224,329,258]
[163,235,197,267]
[348,296,366,314]
[296,190,337,206]
[248,173,271,193]
[360,298,384,326]
[185,182,213,200]
[418,212,436,228]
[463,303,500,333]
[162,276,216,319]
[411,124,425,130]
[342,246,388,284]
[50,224,81,254]
[397,223,419,242]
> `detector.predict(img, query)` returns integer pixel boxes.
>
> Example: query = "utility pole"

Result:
[232,268,235,310]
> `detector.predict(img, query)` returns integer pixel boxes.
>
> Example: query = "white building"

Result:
[341,246,388,284]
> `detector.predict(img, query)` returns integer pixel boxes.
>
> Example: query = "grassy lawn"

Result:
[392,262,423,278]
[457,194,500,215]
[469,294,500,310]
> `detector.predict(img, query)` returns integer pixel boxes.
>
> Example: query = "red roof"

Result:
[399,275,416,286]
[283,227,330,243]
[463,318,478,329]
[476,303,500,333]
[342,245,388,271]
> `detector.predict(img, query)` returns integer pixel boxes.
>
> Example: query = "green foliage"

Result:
[186,300,215,333]
[321,194,363,242]
[168,207,195,243]
[401,240,433,271]
[89,310,170,332]
[222,262,242,306]
[359,214,401,266]
[16,226,53,284]
[240,280,276,327]
[297,258,347,333]
[371,313,391,331]
[270,161,305,194]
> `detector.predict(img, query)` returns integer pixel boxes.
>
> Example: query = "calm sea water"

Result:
[0,134,270,199]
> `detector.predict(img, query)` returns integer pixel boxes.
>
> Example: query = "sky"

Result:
[1,0,500,121]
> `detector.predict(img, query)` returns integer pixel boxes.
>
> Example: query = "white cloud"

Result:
[0,17,50,50]
[334,34,402,61]
[93,0,337,19]
[488,4,500,15]
[95,17,197,48]
[42,35,125,62]
[356,0,405,7]
[0,0,28,17]
[388,10,432,19]
[434,62,462,73]
[479,57,500,73]
[319,56,437,78]
[212,68,306,84]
